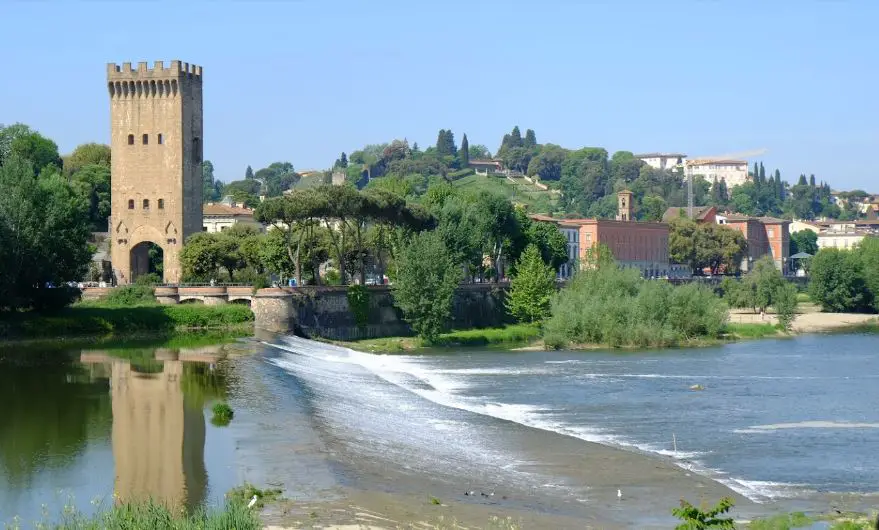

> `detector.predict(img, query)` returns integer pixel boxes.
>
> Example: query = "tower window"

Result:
[128,199,134,209]
[127,134,134,145]
[143,199,150,209]
[158,199,165,209]
[158,134,163,145]
[142,134,149,145]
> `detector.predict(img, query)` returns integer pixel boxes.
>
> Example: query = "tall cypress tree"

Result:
[510,126,523,148]
[524,129,537,149]
[752,162,759,181]
[436,129,447,155]
[759,162,766,183]
[245,165,254,180]
[460,133,470,167]
[798,174,808,186]
[809,174,816,188]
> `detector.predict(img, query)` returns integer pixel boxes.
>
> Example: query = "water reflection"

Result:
[0,341,234,521]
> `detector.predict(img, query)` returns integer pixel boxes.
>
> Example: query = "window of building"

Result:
[158,133,163,144]
[128,199,134,209]
[220,226,227,231]
[127,134,134,145]
[158,199,164,209]
[143,199,149,209]
[202,226,208,232]
[768,228,775,238]
[142,134,149,145]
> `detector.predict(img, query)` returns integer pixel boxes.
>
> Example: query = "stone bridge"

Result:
[82,285,255,306]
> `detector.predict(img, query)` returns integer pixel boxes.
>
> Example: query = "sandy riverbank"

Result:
[728,309,878,333]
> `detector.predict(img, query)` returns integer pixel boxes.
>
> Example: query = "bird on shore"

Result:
[617,489,622,500]
[247,495,258,508]
[464,491,475,496]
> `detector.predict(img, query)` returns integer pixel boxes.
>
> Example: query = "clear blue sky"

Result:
[1,1,876,190]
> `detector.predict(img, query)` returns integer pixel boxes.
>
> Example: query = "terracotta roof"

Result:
[635,153,687,159]
[686,159,747,166]
[662,206,714,222]
[203,203,255,216]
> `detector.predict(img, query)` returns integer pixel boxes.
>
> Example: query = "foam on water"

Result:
[734,421,879,434]
[263,336,814,503]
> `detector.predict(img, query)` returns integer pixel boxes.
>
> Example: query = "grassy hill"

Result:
[453,174,561,215]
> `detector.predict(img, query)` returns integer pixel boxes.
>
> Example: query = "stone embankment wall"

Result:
[253,284,510,340]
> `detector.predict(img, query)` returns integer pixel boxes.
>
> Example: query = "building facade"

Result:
[724,215,790,272]
[817,231,868,250]
[533,192,671,279]
[635,153,687,171]
[108,60,204,284]
[685,159,749,188]
[202,201,263,233]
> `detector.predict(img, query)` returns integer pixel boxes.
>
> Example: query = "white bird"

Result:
[617,489,622,499]
[247,495,258,508]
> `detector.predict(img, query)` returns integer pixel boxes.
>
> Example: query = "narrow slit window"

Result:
[127,134,134,145]
[158,199,164,209]
[157,133,163,145]
[143,199,150,209]
[142,134,149,145]
[128,199,134,209]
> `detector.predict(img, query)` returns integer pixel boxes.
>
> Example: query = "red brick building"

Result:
[532,191,674,278]
[721,215,790,273]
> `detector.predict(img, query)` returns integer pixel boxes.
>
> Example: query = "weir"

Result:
[252,284,510,340]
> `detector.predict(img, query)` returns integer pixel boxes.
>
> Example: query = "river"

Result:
[1,332,877,527]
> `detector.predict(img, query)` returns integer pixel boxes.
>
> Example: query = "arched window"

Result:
[128,199,134,209]
[158,199,165,209]
[142,134,149,145]
[143,199,150,209]
[192,137,201,164]
[127,134,134,145]
[157,134,163,145]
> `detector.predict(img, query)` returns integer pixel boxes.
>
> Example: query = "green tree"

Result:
[70,164,111,231]
[0,123,34,166]
[392,231,462,342]
[671,497,736,530]
[774,282,799,331]
[523,128,537,149]
[0,155,91,310]
[180,232,229,281]
[245,165,254,180]
[506,244,555,323]
[640,195,667,222]
[10,132,61,174]
[202,160,216,202]
[468,144,491,160]
[63,143,110,177]
[526,219,569,271]
[526,144,567,181]
[435,129,457,157]
[669,218,746,275]
[790,229,818,256]
[809,248,872,313]
[459,133,470,168]
[856,237,879,312]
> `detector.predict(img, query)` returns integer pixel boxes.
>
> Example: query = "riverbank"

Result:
[0,304,254,340]
[329,323,541,353]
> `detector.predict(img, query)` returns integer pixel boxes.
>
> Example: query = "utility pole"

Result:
[687,168,694,219]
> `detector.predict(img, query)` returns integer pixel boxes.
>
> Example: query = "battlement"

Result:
[107,60,202,99]
[107,60,203,80]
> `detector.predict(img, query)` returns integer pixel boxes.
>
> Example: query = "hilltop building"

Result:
[202,197,263,233]
[635,153,687,172]
[685,159,749,188]
[107,60,203,284]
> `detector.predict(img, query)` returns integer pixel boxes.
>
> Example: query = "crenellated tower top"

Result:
[107,60,202,98]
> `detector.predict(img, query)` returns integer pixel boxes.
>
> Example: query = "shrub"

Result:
[543,259,728,349]
[211,402,234,426]
[774,282,799,331]
[347,284,370,327]
[671,497,735,529]
[102,285,157,306]
[134,273,162,286]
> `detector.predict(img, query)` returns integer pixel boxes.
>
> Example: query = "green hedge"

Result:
[0,304,254,339]
[447,168,475,180]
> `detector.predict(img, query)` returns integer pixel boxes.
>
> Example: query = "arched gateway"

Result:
[107,60,204,284]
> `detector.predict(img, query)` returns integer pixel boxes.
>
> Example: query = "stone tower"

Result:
[616,190,634,222]
[107,60,203,284]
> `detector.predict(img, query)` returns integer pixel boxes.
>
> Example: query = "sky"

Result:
[1,1,877,190]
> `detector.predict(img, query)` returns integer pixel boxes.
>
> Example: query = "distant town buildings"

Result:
[723,215,790,273]
[685,159,750,188]
[635,153,687,172]
[468,159,504,175]
[202,198,262,233]
[662,206,718,224]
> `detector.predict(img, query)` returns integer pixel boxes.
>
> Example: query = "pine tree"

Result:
[436,129,447,155]
[245,165,254,180]
[510,126,523,148]
[412,142,420,153]
[460,133,470,168]
[446,130,457,157]
[809,174,816,188]
[798,174,808,186]
[339,152,348,168]
[506,244,555,323]
[524,129,537,149]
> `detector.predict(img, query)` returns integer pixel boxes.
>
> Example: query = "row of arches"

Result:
[109,79,178,98]
[127,198,165,210]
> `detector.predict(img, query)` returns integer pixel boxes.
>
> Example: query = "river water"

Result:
[2,332,878,527]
